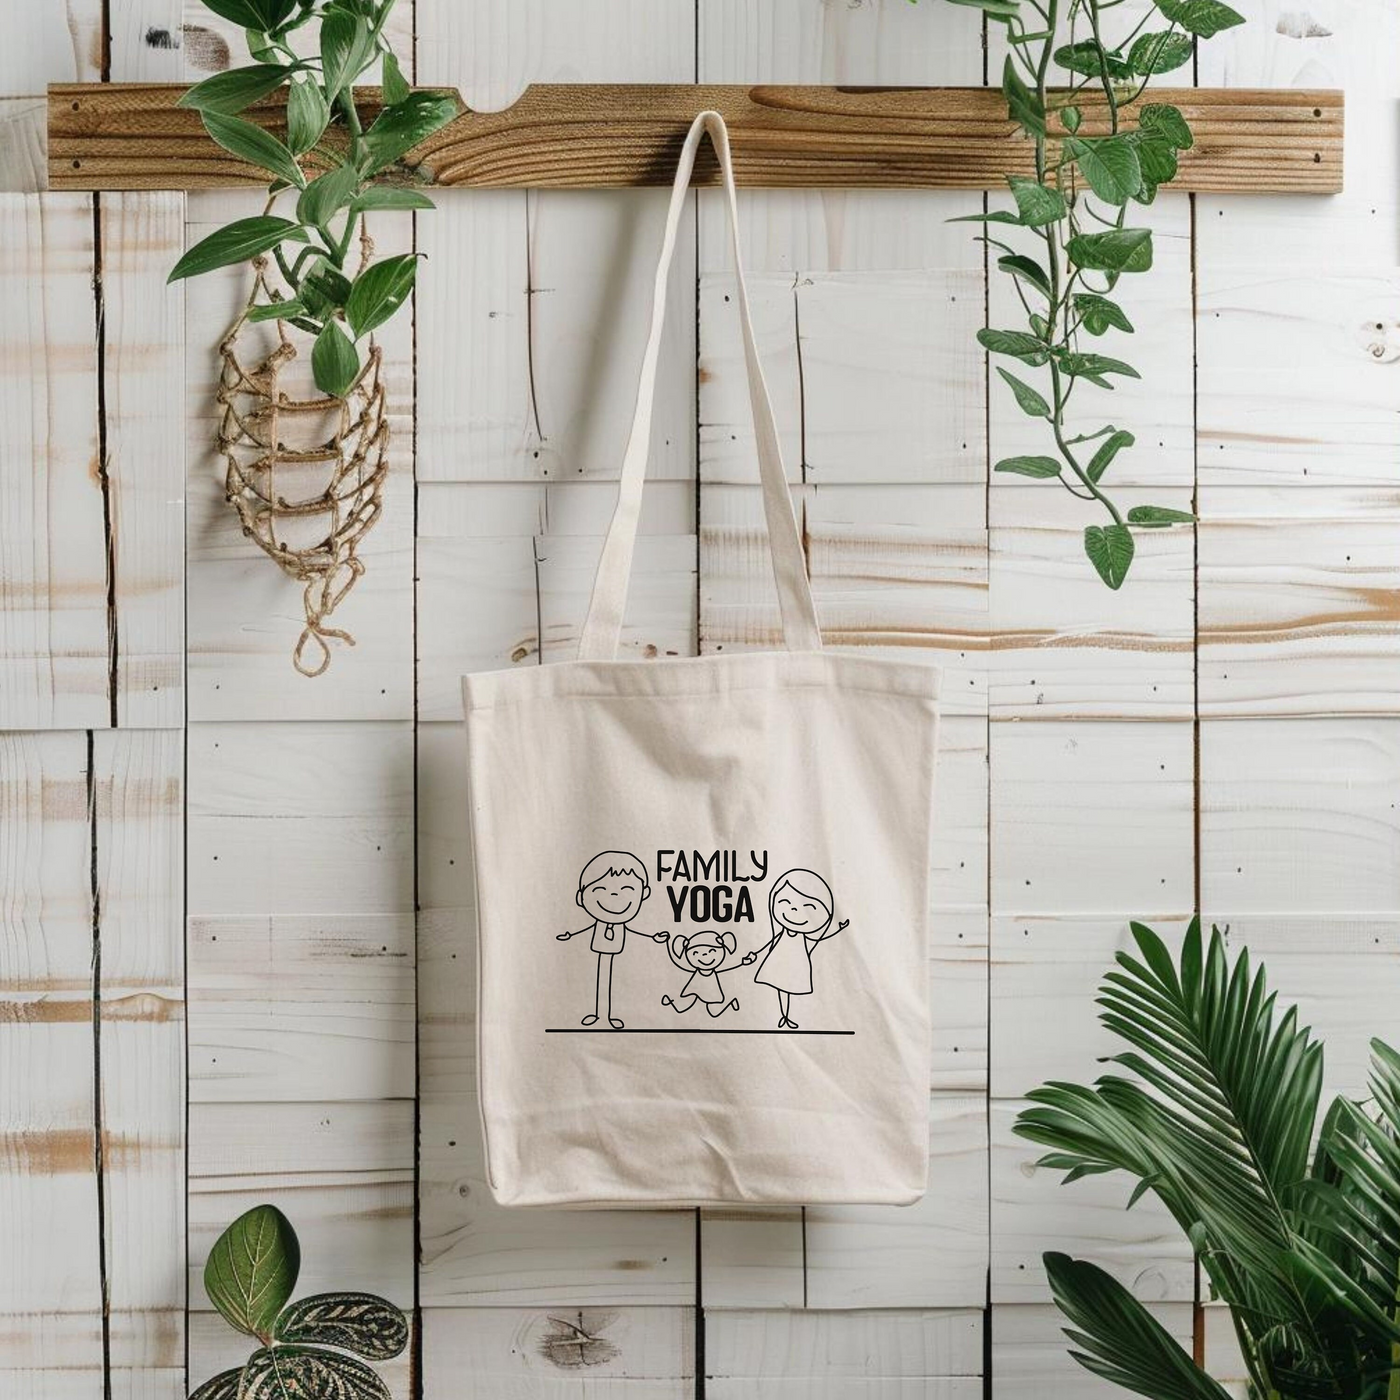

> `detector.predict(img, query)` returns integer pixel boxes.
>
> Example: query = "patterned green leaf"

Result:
[240,1346,392,1400]
[1054,40,1132,80]
[177,64,291,116]
[1073,294,1134,336]
[274,1292,410,1359]
[1007,175,1066,227]
[202,110,305,188]
[346,254,420,338]
[1084,524,1136,589]
[361,92,459,174]
[1064,135,1142,205]
[202,1204,300,1340]
[188,1367,242,1400]
[168,216,308,282]
[1128,30,1193,75]
[994,456,1062,479]
[286,78,330,156]
[312,320,361,397]
[1154,0,1246,38]
[350,187,436,213]
[979,328,1050,365]
[1139,103,1194,151]
[321,8,374,99]
[996,366,1051,419]
[1002,56,1046,136]
[1066,228,1153,273]
[297,162,361,231]
[1127,504,1195,526]
[1087,429,1135,483]
[997,253,1052,298]
[381,51,412,107]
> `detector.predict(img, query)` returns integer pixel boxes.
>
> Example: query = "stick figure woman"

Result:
[752,869,849,1029]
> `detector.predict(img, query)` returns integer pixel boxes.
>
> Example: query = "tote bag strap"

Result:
[577,110,822,662]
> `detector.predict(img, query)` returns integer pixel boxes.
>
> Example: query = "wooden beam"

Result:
[47,83,1342,194]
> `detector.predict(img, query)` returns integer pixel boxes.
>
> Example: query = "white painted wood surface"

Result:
[2,0,1397,1396]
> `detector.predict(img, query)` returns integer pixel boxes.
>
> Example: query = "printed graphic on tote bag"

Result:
[550,850,852,1035]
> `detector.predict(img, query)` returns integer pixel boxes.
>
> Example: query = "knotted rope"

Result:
[215,255,389,677]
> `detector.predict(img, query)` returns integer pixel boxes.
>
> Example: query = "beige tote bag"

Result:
[463,111,941,1207]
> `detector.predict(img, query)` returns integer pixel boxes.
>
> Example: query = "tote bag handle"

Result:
[577,110,823,662]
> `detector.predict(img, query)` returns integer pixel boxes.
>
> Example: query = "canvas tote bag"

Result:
[463,111,941,1207]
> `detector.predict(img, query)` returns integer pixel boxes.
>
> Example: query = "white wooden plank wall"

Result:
[0,1,1396,1396]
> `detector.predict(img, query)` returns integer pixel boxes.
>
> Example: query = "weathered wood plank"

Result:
[100,193,185,726]
[1200,717,1400,911]
[47,83,1344,194]
[0,732,104,1381]
[990,720,1196,916]
[188,914,415,1104]
[93,729,184,1375]
[420,1306,692,1399]
[1198,487,1400,717]
[0,196,109,729]
[186,721,414,917]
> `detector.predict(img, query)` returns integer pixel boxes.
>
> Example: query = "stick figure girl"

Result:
[752,869,849,1029]
[661,929,756,1019]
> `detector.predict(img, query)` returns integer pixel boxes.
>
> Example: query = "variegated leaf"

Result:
[240,1346,392,1400]
[189,1367,242,1400]
[274,1292,409,1360]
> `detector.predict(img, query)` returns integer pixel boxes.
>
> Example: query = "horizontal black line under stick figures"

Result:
[662,929,757,1019]
[556,850,669,1029]
[752,868,849,1030]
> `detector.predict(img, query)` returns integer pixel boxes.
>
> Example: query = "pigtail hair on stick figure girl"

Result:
[753,869,849,1029]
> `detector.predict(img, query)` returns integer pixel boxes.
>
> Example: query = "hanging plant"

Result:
[930,0,1244,588]
[169,0,456,674]
[189,1204,408,1399]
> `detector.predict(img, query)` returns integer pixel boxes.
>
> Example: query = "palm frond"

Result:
[1043,1252,1233,1400]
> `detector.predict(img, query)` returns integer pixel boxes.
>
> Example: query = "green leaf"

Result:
[302,263,353,316]
[979,327,1050,366]
[168,216,308,282]
[188,1368,243,1400]
[1044,1254,1234,1399]
[246,299,306,323]
[1128,30,1194,75]
[1084,523,1135,588]
[1064,135,1142,205]
[995,455,1062,478]
[312,319,361,396]
[202,1204,299,1340]
[997,254,1052,298]
[361,92,459,174]
[201,110,305,188]
[239,1346,391,1400]
[1054,40,1132,80]
[285,77,330,156]
[1131,135,1179,203]
[274,1291,410,1359]
[321,7,374,99]
[947,209,1027,226]
[177,64,290,116]
[1139,102,1194,151]
[1066,227,1153,273]
[350,186,436,213]
[297,161,360,231]
[1007,174,1066,227]
[1059,352,1141,387]
[1073,294,1134,336]
[199,0,296,28]
[1154,0,1246,38]
[1002,56,1045,137]
[1087,429,1134,483]
[381,50,412,106]
[1059,104,1082,134]
[996,366,1051,419]
[346,253,419,337]
[1127,504,1195,526]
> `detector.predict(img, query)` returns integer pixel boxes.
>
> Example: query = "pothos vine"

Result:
[933,0,1245,587]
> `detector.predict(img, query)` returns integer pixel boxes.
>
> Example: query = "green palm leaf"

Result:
[1044,1252,1233,1400]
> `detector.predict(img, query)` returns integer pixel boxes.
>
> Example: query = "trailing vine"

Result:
[934,0,1245,587]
